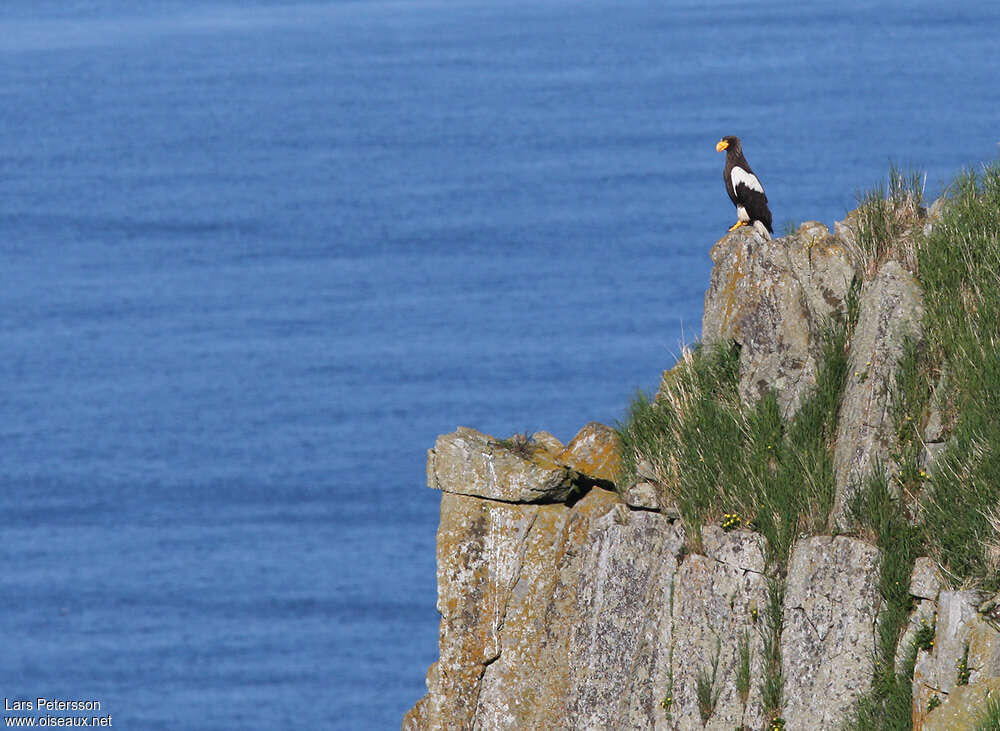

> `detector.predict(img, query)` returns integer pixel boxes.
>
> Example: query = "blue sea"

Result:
[1,1,997,728]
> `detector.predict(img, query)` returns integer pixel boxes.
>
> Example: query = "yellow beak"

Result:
[715,139,728,152]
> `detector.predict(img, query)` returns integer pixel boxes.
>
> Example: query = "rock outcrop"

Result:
[407,211,1000,730]
[405,428,689,731]
[426,427,576,503]
[701,222,855,419]
[831,260,923,528]
[912,590,1000,730]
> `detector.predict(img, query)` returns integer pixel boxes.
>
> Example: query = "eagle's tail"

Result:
[752,220,772,240]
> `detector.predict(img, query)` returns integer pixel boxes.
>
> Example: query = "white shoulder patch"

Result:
[731,166,764,194]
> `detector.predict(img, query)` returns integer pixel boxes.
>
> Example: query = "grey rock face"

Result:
[621,481,661,510]
[565,499,685,731]
[669,527,768,731]
[612,519,685,731]
[913,591,1000,698]
[407,475,690,731]
[781,535,882,731]
[411,431,796,731]
[910,557,943,601]
[831,260,923,529]
[702,223,856,419]
[413,434,1000,731]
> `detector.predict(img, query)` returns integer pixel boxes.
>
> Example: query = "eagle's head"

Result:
[715,136,742,154]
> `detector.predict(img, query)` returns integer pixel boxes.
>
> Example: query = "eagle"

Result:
[715,136,773,238]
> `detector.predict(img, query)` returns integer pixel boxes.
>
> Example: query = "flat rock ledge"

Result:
[426,423,623,504]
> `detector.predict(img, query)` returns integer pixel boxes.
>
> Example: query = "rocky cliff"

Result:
[405,204,1000,730]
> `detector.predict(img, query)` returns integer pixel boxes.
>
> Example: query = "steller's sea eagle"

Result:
[716,135,773,238]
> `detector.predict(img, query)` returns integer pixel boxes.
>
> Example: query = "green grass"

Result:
[974,694,1000,731]
[839,158,1000,729]
[695,638,722,725]
[956,642,971,686]
[616,310,850,562]
[887,337,934,509]
[760,578,785,720]
[736,630,752,708]
[616,342,742,552]
[913,160,1000,593]
[843,624,928,731]
[850,473,921,683]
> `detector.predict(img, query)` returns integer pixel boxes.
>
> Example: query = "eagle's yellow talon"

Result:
[728,221,747,232]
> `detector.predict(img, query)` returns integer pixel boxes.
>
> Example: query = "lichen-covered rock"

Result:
[402,664,437,731]
[831,260,923,529]
[921,677,1000,731]
[427,426,574,502]
[910,557,943,601]
[833,208,859,255]
[530,430,564,455]
[407,476,689,731]
[701,223,856,419]
[897,563,941,679]
[781,535,882,730]
[928,593,980,689]
[621,481,661,510]
[669,527,768,730]
[613,532,683,731]
[981,591,1000,624]
[557,421,621,484]
[409,426,914,731]
[428,492,539,729]
[473,501,574,730]
[913,590,1000,725]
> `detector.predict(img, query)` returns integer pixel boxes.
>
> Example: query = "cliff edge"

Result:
[405,181,1000,730]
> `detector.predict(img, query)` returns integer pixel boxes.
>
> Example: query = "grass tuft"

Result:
[852,163,926,275]
[695,639,722,725]
[616,342,742,552]
[760,578,785,718]
[497,432,536,459]
[844,157,1000,730]
[736,630,752,707]
[974,693,1000,731]
[849,472,921,688]
[956,641,971,686]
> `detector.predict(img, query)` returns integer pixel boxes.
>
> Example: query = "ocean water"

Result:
[1,1,998,728]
